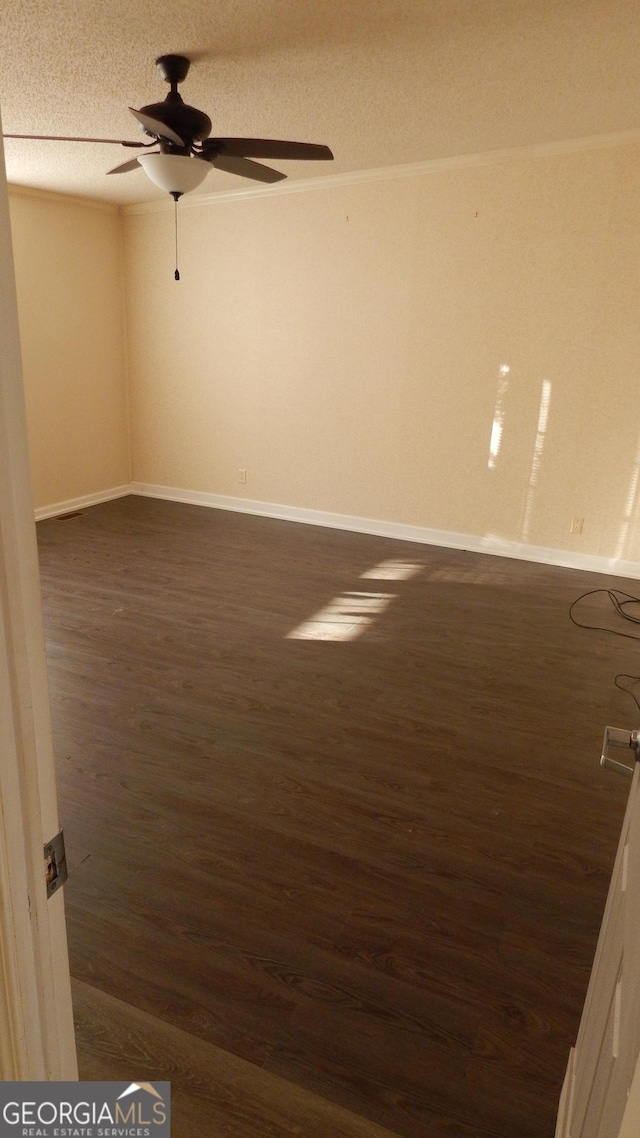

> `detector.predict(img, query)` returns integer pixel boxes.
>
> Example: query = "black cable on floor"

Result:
[614,673,640,712]
[569,588,640,639]
[570,588,640,711]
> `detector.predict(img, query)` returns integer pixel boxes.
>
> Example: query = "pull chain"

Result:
[171,192,181,280]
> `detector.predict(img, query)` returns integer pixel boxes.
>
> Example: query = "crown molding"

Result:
[122,128,640,216]
[8,182,118,212]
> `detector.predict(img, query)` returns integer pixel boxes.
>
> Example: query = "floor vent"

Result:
[53,510,85,521]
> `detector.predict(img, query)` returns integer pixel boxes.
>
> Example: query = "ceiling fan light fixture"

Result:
[138,153,209,196]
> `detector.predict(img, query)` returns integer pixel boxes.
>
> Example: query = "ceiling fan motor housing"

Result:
[139,96,212,145]
[139,56,212,144]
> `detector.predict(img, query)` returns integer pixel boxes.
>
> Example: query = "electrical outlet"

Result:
[571,516,584,535]
[238,468,247,485]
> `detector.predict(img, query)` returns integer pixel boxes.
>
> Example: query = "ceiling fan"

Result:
[4,53,334,199]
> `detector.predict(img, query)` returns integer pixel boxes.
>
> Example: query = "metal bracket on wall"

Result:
[44,830,68,899]
[601,726,640,777]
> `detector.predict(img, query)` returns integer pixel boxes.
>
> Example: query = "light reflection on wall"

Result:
[286,560,424,641]
[521,379,552,542]
[488,364,511,470]
[615,433,640,560]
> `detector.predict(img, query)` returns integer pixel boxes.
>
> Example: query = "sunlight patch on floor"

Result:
[360,559,423,581]
[287,591,393,641]
[286,559,424,641]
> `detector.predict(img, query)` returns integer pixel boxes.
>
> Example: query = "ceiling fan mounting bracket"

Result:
[155,55,191,87]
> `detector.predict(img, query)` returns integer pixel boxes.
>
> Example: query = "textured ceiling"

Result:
[1,0,640,206]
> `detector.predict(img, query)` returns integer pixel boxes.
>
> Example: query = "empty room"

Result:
[2,3,640,1136]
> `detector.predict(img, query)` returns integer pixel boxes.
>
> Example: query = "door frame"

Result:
[0,114,77,1080]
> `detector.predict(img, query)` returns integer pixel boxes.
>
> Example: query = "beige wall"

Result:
[9,140,640,564]
[123,141,640,562]
[8,188,130,511]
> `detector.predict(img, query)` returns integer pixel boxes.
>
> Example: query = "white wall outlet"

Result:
[571,516,584,535]
[238,468,247,485]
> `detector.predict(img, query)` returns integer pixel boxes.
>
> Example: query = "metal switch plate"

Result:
[44,830,68,898]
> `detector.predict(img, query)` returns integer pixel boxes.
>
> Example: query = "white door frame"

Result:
[0,113,77,1080]
[556,760,640,1138]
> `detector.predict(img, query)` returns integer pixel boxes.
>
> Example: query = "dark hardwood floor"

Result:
[36,495,635,1137]
[71,977,401,1137]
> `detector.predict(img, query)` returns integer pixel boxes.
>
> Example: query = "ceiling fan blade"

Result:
[3,133,149,147]
[207,138,334,162]
[209,154,286,184]
[107,156,147,175]
[128,109,185,147]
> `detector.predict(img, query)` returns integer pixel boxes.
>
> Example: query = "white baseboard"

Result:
[130,482,640,581]
[33,479,640,580]
[34,485,131,522]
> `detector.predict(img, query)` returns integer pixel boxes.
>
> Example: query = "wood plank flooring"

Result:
[36,496,635,1137]
[72,978,402,1137]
